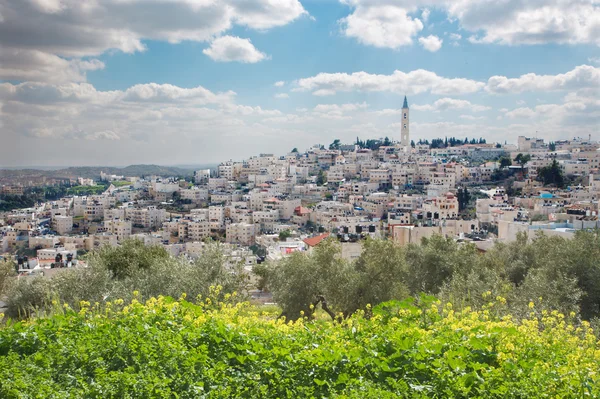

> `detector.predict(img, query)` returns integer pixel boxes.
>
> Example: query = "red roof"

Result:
[294,206,311,215]
[303,233,330,247]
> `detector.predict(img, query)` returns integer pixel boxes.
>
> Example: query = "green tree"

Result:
[340,239,408,316]
[329,139,341,150]
[499,156,512,169]
[0,259,16,296]
[404,235,479,295]
[278,230,292,241]
[316,169,327,186]
[266,239,346,320]
[457,187,471,212]
[291,147,298,153]
[91,239,171,280]
[537,159,564,187]
[549,142,556,151]
[514,153,531,178]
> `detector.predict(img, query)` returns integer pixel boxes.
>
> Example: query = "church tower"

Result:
[401,96,409,150]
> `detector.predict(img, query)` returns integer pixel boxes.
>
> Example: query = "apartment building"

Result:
[226,223,256,245]
[103,219,132,241]
[54,215,73,235]
[126,206,166,229]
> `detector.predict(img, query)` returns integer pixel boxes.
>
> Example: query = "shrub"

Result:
[0,296,597,398]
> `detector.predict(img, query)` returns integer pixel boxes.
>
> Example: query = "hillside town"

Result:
[1,98,599,283]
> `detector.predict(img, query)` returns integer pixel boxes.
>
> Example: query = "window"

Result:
[403,124,407,129]
[404,113,407,119]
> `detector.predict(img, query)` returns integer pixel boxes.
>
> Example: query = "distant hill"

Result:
[0,164,195,180]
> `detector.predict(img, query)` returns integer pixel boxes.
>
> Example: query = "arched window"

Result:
[404,113,407,119]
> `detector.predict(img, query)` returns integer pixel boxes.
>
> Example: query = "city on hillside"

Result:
[1,96,598,299]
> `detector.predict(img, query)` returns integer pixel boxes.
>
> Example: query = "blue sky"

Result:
[0,0,599,166]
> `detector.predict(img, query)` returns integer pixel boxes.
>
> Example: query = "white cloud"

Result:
[339,2,423,49]
[122,83,235,104]
[0,80,248,141]
[459,114,485,120]
[0,48,105,84]
[449,33,462,41]
[274,93,289,99]
[412,98,491,112]
[312,89,337,96]
[374,108,403,116]
[274,81,286,87]
[418,35,443,52]
[314,102,368,113]
[295,69,484,96]
[449,0,600,46]
[421,8,430,22]
[504,93,600,127]
[338,0,600,48]
[589,57,600,65]
[486,65,600,94]
[203,36,268,63]
[0,0,306,82]
[313,102,367,119]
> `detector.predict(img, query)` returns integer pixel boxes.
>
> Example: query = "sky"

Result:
[0,0,599,167]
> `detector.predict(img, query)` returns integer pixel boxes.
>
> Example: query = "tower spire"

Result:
[403,95,408,109]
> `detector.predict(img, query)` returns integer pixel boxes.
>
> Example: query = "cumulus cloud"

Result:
[504,93,600,129]
[486,65,600,93]
[0,80,247,141]
[418,35,443,52]
[338,0,600,48]
[0,48,104,84]
[203,36,269,63]
[295,69,484,96]
[312,102,367,119]
[452,0,600,46]
[274,81,286,87]
[459,115,485,120]
[0,0,307,82]
[421,8,431,22]
[339,2,423,48]
[412,98,491,112]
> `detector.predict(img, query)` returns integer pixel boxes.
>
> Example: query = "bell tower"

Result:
[401,95,409,151]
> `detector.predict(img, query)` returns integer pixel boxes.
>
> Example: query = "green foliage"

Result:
[264,239,408,320]
[0,296,598,398]
[92,239,170,279]
[329,139,341,150]
[499,156,512,169]
[514,153,531,178]
[278,230,292,241]
[4,240,247,319]
[316,169,327,186]
[457,187,471,212]
[405,235,479,295]
[0,260,16,296]
[0,194,36,211]
[67,184,109,196]
[265,231,600,324]
[111,180,132,187]
[537,159,564,187]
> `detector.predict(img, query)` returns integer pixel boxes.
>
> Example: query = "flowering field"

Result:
[0,293,598,398]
